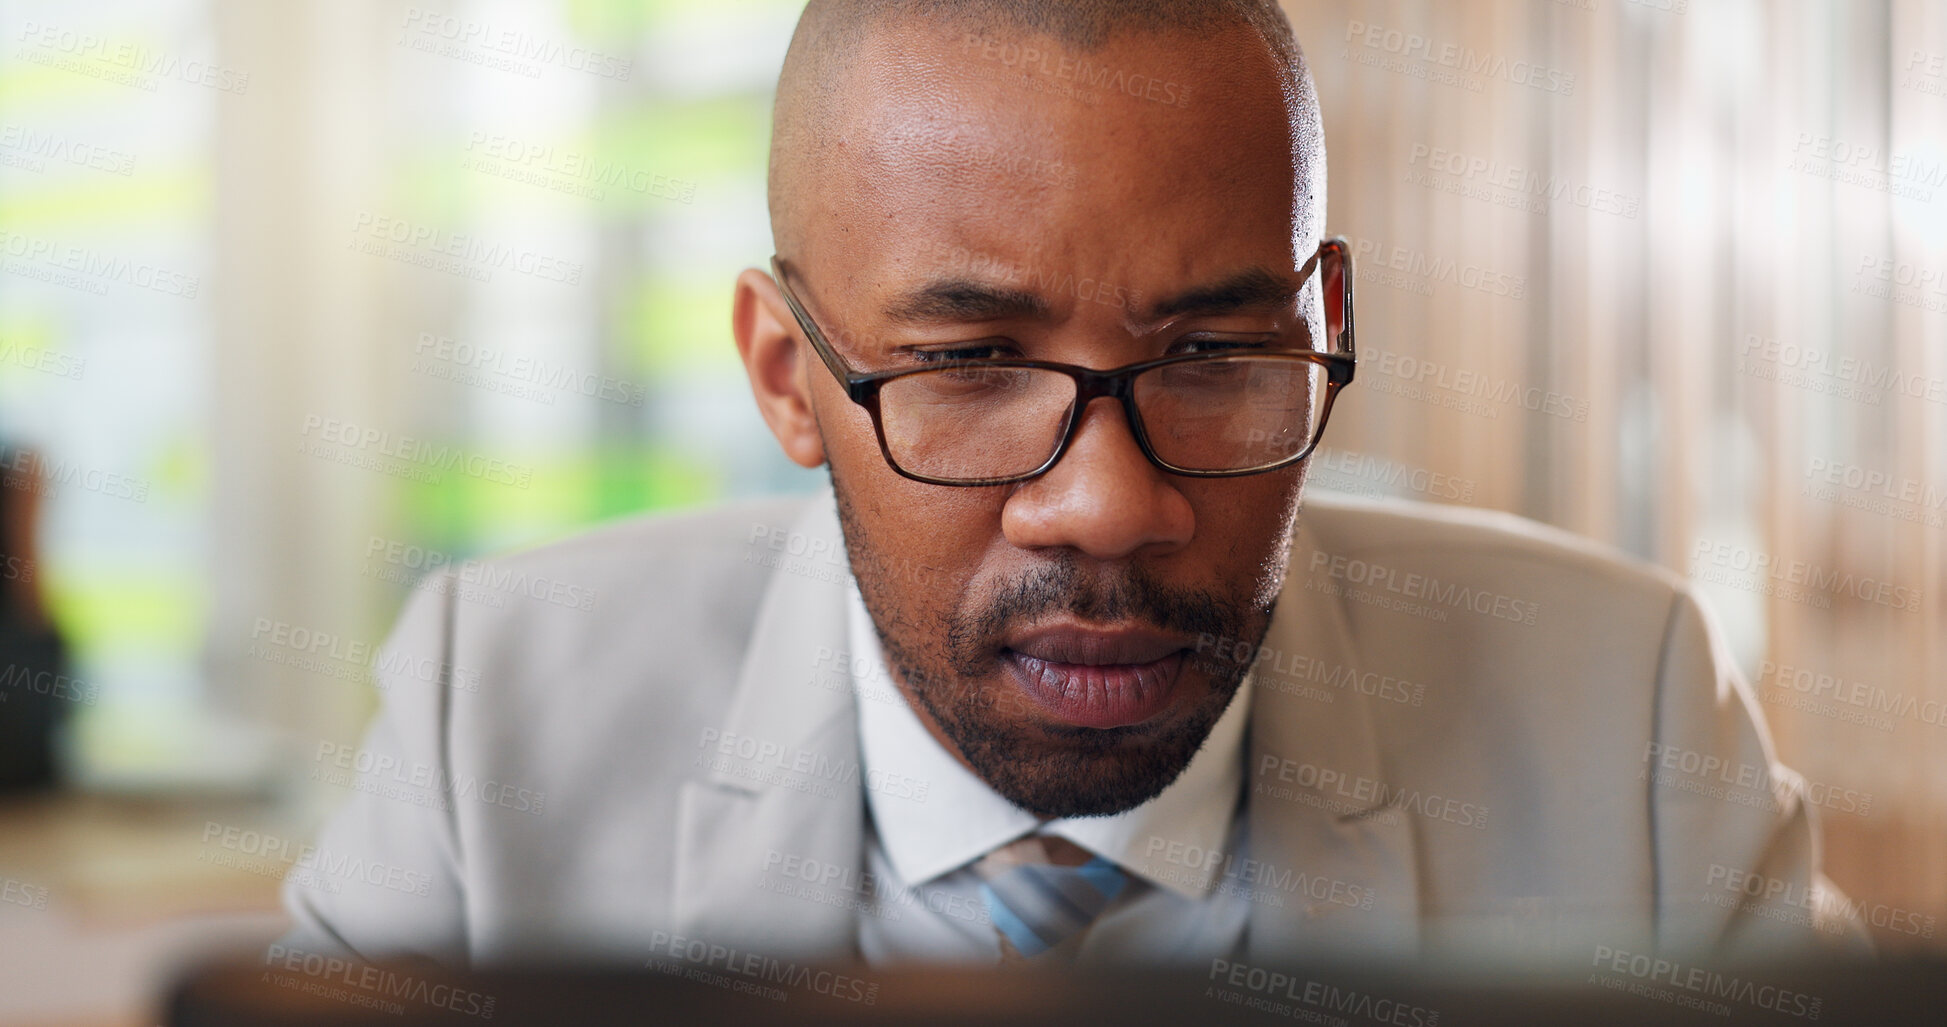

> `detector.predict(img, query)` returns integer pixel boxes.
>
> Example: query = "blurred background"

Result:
[0,0,1941,1023]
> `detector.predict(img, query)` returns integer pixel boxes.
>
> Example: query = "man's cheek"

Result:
[857,487,1002,613]
[1223,474,1308,605]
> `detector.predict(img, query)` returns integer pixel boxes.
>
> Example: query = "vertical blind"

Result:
[1290,0,1946,948]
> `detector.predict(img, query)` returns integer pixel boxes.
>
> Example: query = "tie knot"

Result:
[975,834,1128,961]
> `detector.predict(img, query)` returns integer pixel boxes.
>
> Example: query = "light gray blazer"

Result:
[279,489,1864,967]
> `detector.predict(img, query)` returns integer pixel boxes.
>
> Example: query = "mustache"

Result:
[950,557,1239,657]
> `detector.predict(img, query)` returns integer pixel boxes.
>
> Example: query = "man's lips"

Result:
[1004,624,1190,666]
[1001,624,1191,729]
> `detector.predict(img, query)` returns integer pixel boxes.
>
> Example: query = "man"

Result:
[280,0,1859,969]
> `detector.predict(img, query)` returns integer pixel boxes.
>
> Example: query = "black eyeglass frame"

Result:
[768,237,1357,487]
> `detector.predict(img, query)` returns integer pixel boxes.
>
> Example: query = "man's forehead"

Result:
[831,19,1299,162]
[797,21,1310,283]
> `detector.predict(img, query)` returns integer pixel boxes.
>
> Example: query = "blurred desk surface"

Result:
[168,957,1947,1027]
[0,792,292,1027]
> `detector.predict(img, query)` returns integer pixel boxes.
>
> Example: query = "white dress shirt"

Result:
[846,580,1259,966]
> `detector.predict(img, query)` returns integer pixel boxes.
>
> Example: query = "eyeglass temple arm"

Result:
[768,256,863,390]
[1318,236,1356,377]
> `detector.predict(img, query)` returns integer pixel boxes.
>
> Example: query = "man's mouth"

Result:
[1001,623,1190,729]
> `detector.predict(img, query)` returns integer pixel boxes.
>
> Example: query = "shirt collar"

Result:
[848,579,1251,900]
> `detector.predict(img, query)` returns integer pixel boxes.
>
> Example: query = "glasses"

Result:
[768,239,1356,487]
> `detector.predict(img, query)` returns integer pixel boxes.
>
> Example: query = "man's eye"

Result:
[910,344,1008,364]
[1175,337,1265,355]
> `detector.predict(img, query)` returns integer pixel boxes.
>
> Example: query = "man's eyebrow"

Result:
[876,265,1300,328]
[1142,266,1300,322]
[882,280,1051,326]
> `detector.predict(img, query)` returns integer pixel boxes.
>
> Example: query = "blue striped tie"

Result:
[975,835,1129,960]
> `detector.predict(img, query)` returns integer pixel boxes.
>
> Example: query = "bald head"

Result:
[768,0,1324,261]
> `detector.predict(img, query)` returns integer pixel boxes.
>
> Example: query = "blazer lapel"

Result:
[671,488,865,961]
[1243,508,1423,961]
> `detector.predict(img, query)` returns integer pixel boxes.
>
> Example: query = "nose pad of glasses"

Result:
[1040,392,1159,478]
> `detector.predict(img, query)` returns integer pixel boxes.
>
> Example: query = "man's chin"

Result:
[938,697,1226,818]
[975,758,1184,819]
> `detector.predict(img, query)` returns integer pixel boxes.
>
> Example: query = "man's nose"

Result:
[1000,396,1195,559]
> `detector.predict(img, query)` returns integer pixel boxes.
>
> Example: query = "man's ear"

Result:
[733,267,826,469]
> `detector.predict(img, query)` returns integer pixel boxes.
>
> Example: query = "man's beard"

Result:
[835,481,1273,818]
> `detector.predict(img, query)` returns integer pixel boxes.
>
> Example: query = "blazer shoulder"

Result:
[405,490,826,706]
[428,491,817,612]
[477,490,819,576]
[1299,490,1686,608]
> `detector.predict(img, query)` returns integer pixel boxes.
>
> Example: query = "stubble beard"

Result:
[833,476,1275,818]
